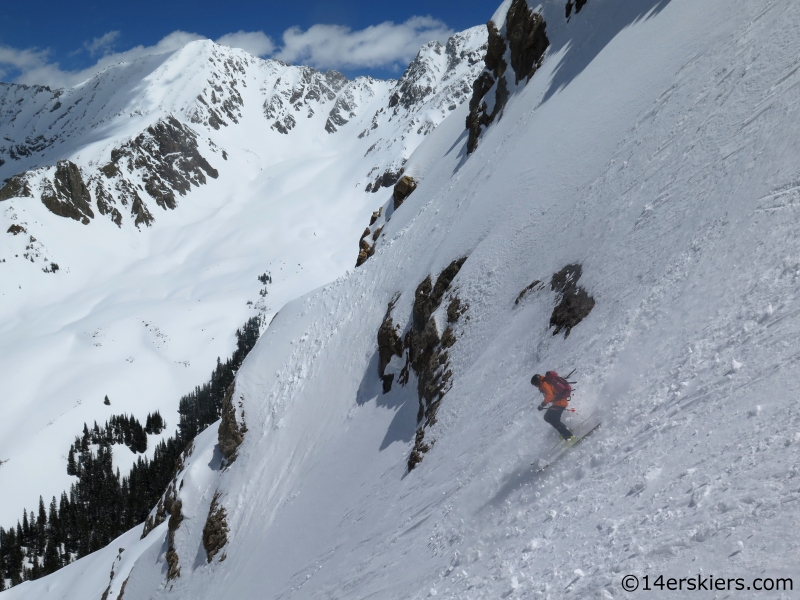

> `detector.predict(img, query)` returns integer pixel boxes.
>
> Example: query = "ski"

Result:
[533,421,601,471]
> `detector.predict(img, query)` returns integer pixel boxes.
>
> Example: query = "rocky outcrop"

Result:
[566,0,589,20]
[108,116,218,212]
[367,168,403,194]
[218,383,247,464]
[355,226,376,267]
[405,258,467,470]
[393,175,417,210]
[40,161,95,224]
[325,84,360,133]
[372,258,468,470]
[202,491,229,563]
[141,496,166,539]
[264,68,348,134]
[165,490,183,580]
[514,280,543,304]
[506,0,550,84]
[93,179,123,227]
[377,295,403,393]
[6,224,26,236]
[466,22,509,154]
[549,264,595,337]
[407,259,466,420]
[0,174,33,201]
[466,0,549,154]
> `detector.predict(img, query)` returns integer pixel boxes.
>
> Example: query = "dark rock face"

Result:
[325,85,358,133]
[466,0,549,154]
[507,0,550,84]
[466,22,508,155]
[218,383,247,464]
[370,168,403,194]
[377,295,403,393]
[264,68,348,134]
[165,491,183,580]
[41,160,95,223]
[129,188,154,229]
[372,258,468,470]
[405,258,467,470]
[393,175,417,209]
[7,224,26,235]
[356,226,376,267]
[202,491,229,563]
[110,116,218,212]
[549,264,595,337]
[93,180,123,227]
[0,174,33,201]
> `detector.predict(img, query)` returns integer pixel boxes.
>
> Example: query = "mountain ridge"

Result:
[0,25,487,531]
[6,0,800,598]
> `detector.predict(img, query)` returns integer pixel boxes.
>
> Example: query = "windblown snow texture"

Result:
[5,0,800,598]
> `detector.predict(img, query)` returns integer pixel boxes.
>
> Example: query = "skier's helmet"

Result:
[531,374,542,386]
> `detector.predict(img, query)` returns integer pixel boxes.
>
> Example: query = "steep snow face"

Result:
[7,0,800,598]
[0,29,487,526]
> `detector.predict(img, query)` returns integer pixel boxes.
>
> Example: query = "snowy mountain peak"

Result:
[0,24,487,558]
[0,30,487,236]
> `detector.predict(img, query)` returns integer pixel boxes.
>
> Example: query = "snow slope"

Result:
[0,29,487,525]
[6,0,800,598]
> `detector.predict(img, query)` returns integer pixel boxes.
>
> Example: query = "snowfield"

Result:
[4,0,800,598]
[0,28,487,526]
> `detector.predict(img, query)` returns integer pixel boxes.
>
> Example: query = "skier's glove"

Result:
[537,403,546,411]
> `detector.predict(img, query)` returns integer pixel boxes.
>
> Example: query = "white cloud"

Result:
[85,31,121,57]
[0,17,454,89]
[6,31,205,88]
[0,45,51,82]
[216,31,274,57]
[275,16,454,71]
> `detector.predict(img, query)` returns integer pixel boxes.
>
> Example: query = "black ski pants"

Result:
[544,407,573,440]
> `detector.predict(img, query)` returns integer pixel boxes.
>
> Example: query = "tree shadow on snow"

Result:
[541,0,673,104]
[356,350,418,451]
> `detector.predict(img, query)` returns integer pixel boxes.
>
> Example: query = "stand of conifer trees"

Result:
[0,316,261,589]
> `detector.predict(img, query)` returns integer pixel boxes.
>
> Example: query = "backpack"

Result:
[544,371,572,401]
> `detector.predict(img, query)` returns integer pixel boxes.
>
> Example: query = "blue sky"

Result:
[0,0,497,87]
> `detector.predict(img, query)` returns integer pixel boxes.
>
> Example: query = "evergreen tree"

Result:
[67,447,77,476]
[21,512,30,548]
[0,315,262,589]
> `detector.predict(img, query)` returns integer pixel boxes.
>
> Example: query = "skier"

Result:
[531,371,574,441]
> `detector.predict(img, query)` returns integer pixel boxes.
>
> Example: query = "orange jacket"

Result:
[537,380,569,408]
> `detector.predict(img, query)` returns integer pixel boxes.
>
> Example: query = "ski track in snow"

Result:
[5,0,800,598]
